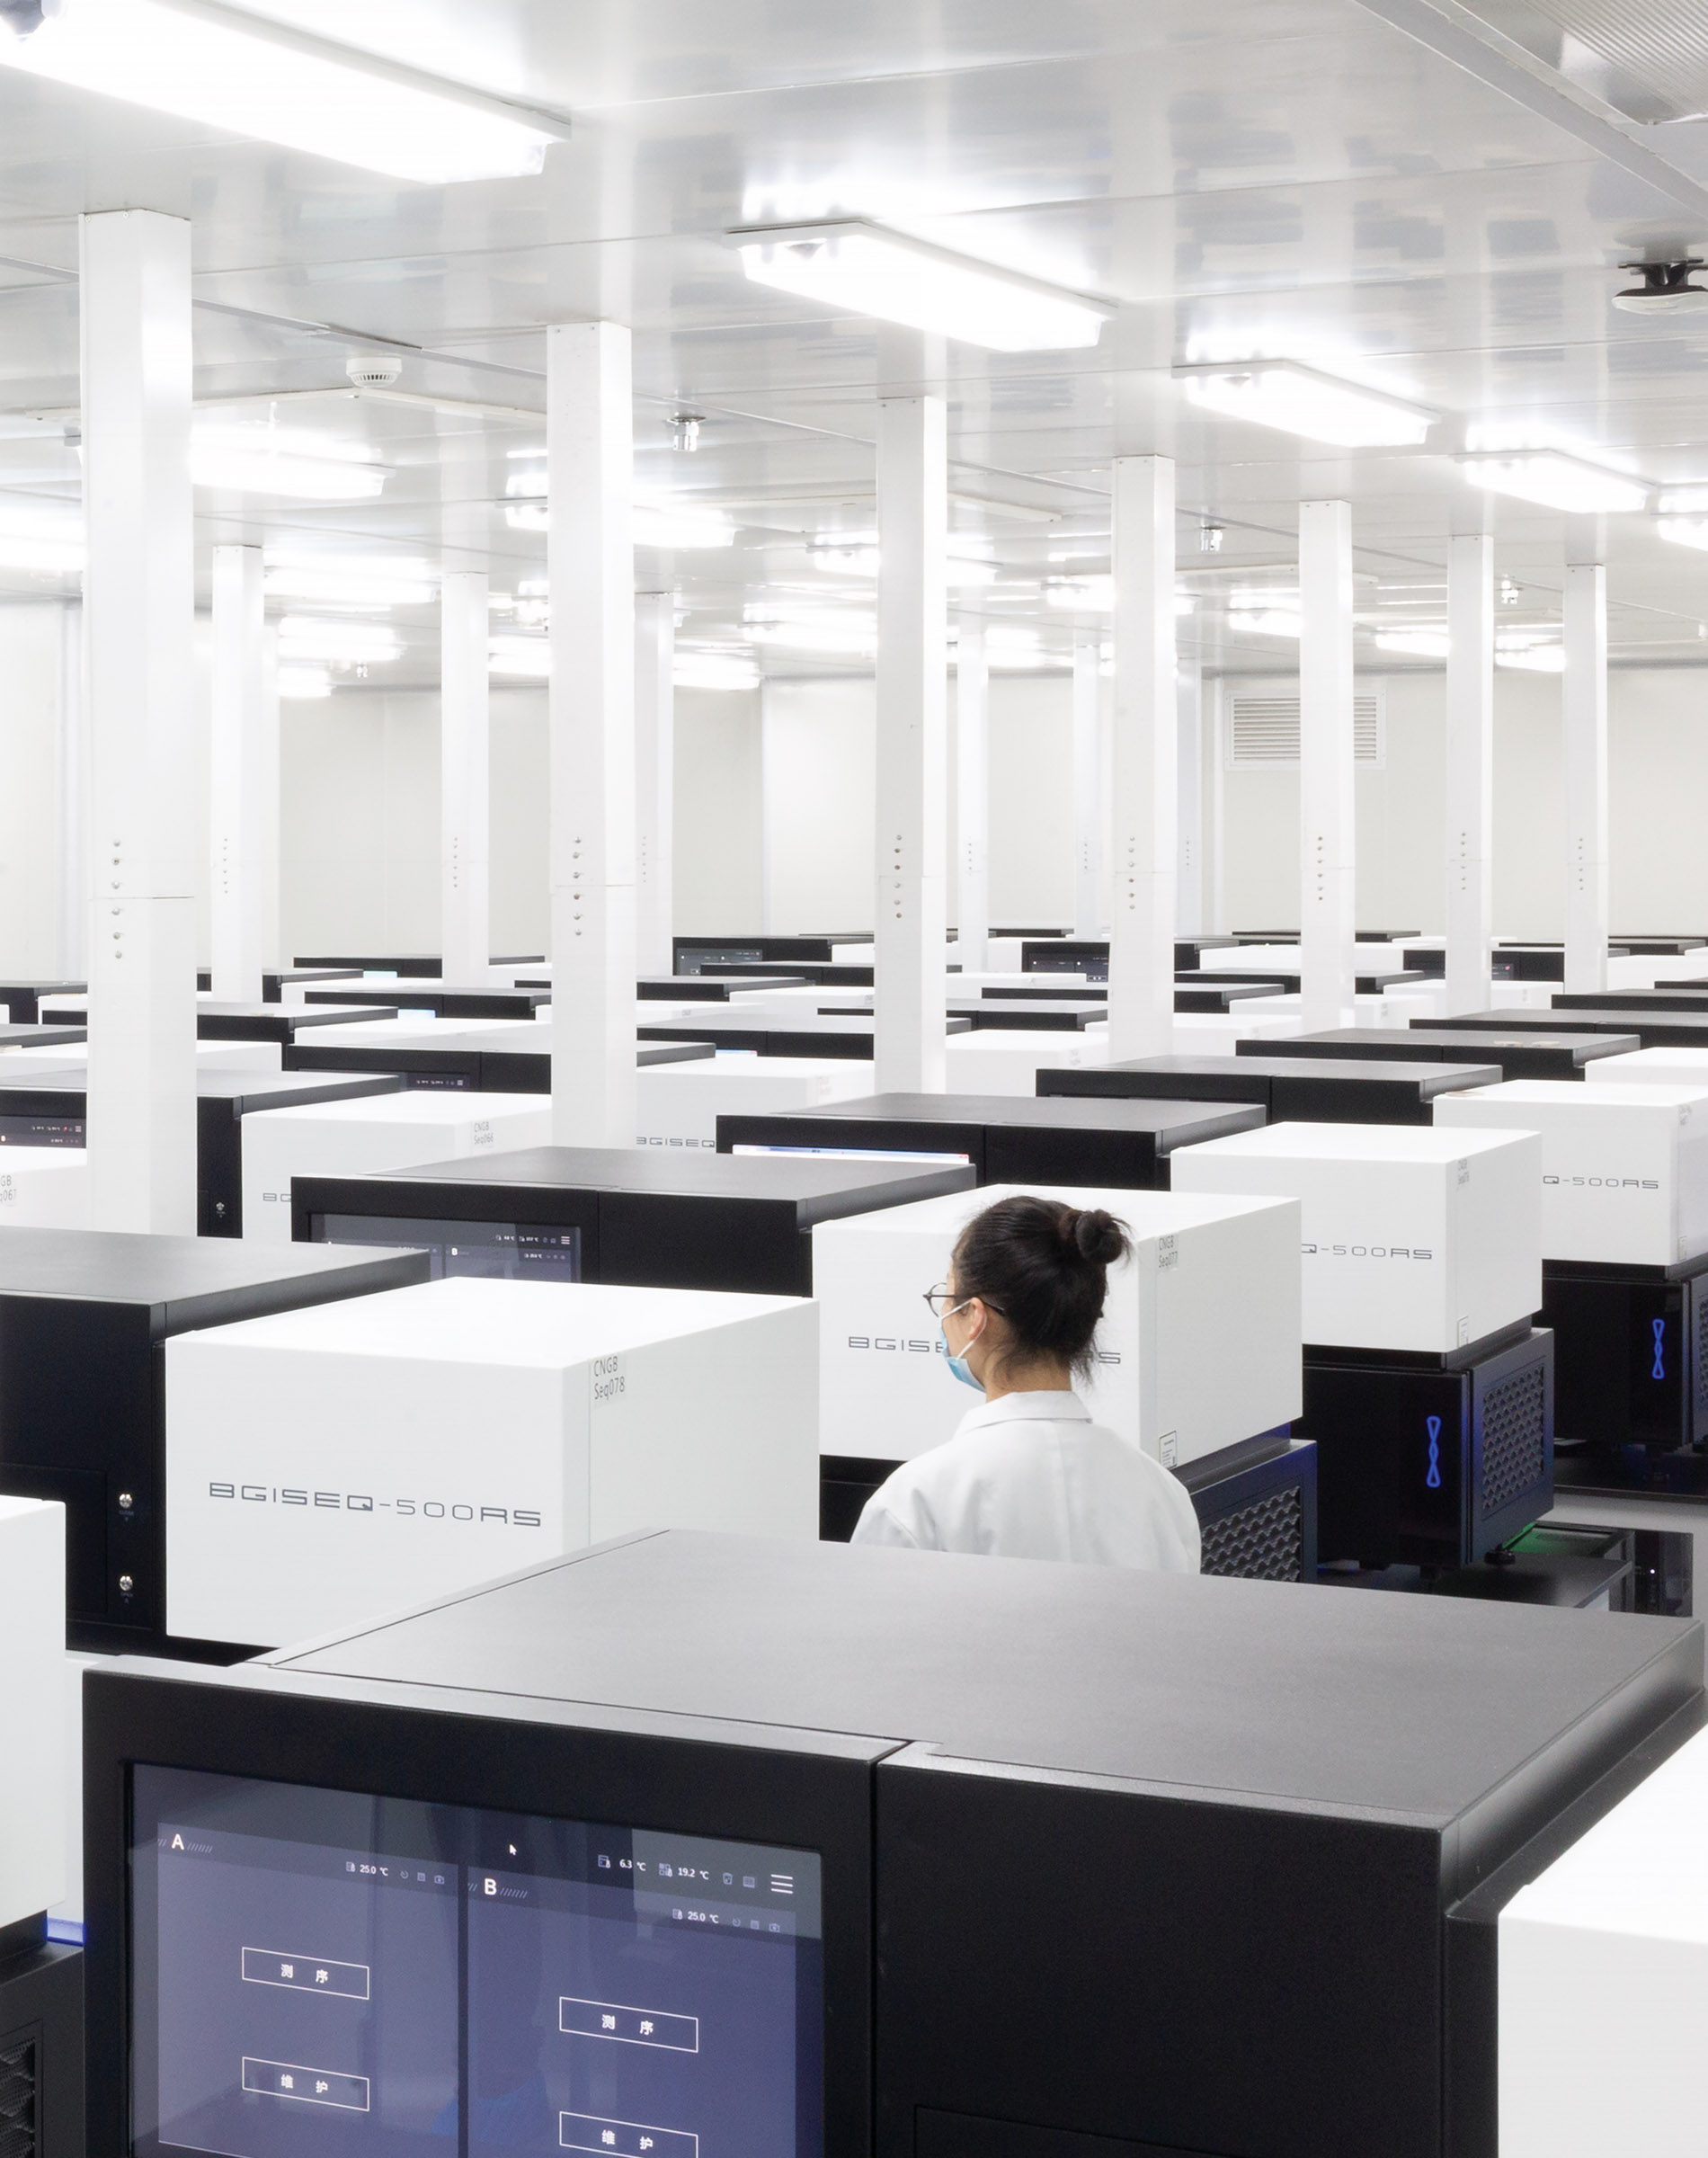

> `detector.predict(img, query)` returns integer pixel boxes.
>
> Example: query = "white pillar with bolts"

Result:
[1072,625,1102,937]
[1299,499,1357,1030]
[955,617,990,972]
[440,566,490,983]
[1445,532,1494,1012]
[54,598,85,978]
[1563,552,1609,994]
[1107,454,1177,1059]
[80,209,198,1232]
[874,395,948,1092]
[547,320,636,1145]
[635,592,674,978]
[1176,658,1203,938]
[209,543,267,1003]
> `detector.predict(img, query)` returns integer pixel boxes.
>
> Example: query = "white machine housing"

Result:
[1435,1079,1708,1266]
[0,1148,90,1227]
[943,1030,1110,1096]
[1587,1046,1708,1088]
[1499,1724,1708,2158]
[241,1089,552,1242]
[165,1276,818,1647]
[636,1055,874,1149]
[1170,1121,1540,1353]
[0,1495,67,1929]
[811,1181,1302,1466]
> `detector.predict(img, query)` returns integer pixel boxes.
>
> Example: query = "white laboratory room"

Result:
[2,3,1708,2154]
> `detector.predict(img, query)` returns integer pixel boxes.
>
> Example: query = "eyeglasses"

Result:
[923,1282,1005,1319]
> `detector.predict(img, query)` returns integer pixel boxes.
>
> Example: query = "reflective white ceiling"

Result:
[5,0,1708,687]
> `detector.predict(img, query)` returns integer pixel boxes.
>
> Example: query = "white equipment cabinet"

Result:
[0,1495,66,1930]
[1499,1724,1708,2158]
[811,1181,1301,1467]
[0,1148,90,1227]
[944,1030,1110,1097]
[636,1055,874,1149]
[1170,1122,1540,1352]
[241,1089,551,1242]
[165,1276,818,1647]
[1435,1078,1708,1266]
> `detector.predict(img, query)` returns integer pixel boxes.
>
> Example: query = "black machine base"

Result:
[819,1432,1319,1582]
[1543,1252,1708,1451]
[1300,1326,1554,1568]
[0,1930,83,2158]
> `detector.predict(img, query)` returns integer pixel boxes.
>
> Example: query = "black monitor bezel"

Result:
[86,1666,877,2158]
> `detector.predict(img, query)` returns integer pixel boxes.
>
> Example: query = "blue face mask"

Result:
[940,1316,985,1392]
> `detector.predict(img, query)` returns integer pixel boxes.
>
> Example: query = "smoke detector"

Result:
[346,353,403,389]
[1612,260,1708,315]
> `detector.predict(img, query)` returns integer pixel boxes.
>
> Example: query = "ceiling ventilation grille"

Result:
[1451,0,1708,122]
[1227,683,1384,768]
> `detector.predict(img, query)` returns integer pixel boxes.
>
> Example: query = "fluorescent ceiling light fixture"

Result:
[0,0,566,184]
[1174,361,1437,448]
[674,652,761,691]
[1374,628,1450,659]
[0,499,83,575]
[633,500,734,550]
[747,617,876,657]
[1496,645,1564,673]
[1659,487,1708,515]
[193,425,389,503]
[263,554,438,610]
[728,218,1114,352]
[503,495,734,548]
[1656,517,1708,552]
[1457,450,1647,515]
[807,532,994,585]
[277,615,403,665]
[490,637,550,678]
[1228,609,1302,639]
[277,664,332,700]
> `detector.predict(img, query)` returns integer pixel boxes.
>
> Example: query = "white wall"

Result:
[0,603,65,976]
[675,686,763,932]
[6,641,1707,969]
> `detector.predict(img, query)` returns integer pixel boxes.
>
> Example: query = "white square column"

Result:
[1445,532,1494,1012]
[1072,624,1102,936]
[259,620,280,971]
[1206,679,1227,933]
[80,210,197,1233]
[1563,556,1609,994]
[1176,658,1203,936]
[1107,453,1176,1060]
[1299,499,1356,1030]
[54,597,85,976]
[440,566,491,983]
[954,616,990,971]
[547,320,636,1145]
[209,543,266,1003]
[874,395,948,1092]
[635,591,674,977]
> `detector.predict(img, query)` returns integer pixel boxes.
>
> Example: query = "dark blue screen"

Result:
[131,1768,822,2158]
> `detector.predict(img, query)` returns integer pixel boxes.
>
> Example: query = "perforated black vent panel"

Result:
[1481,1360,1547,1517]
[1199,1487,1303,1581]
[1694,1286,1708,1428]
[0,2038,37,2158]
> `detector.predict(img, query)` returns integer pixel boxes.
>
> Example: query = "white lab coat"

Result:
[851,1388,1202,1572]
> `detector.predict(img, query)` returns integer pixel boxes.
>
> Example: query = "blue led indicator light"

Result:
[1425,1413,1443,1490]
[1652,1317,1668,1382]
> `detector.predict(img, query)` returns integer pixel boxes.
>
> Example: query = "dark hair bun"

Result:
[950,1195,1132,1382]
[1070,1208,1127,1267]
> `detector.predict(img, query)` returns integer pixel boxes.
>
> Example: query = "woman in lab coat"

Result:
[851,1195,1201,1571]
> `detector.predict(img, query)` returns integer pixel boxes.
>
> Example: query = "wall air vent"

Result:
[1225,682,1384,769]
